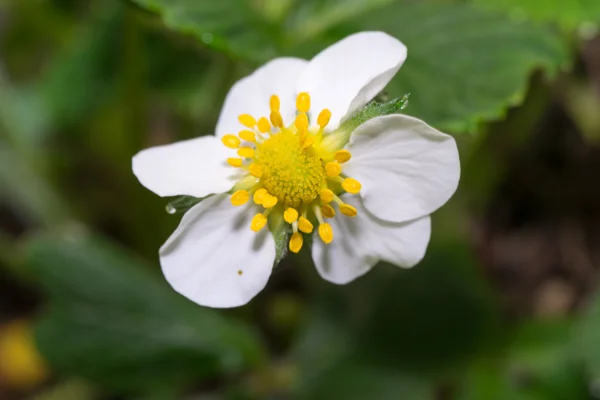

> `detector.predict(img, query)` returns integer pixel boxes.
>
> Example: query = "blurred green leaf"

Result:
[30,233,265,392]
[471,0,600,30]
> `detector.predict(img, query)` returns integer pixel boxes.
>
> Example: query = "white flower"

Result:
[132,31,460,308]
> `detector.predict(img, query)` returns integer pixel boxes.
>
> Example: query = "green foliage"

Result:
[29,233,265,392]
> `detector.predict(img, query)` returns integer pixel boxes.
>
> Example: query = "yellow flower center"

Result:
[221,92,362,255]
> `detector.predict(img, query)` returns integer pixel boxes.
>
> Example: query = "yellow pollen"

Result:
[227,158,243,167]
[340,203,357,217]
[325,162,341,177]
[320,188,334,203]
[295,113,308,131]
[250,213,267,232]
[270,111,283,128]
[249,163,263,178]
[302,135,315,149]
[334,150,352,163]
[258,117,271,133]
[289,232,303,253]
[284,208,299,224]
[231,190,250,206]
[296,92,310,113]
[318,109,331,128]
[262,194,278,208]
[298,216,313,234]
[342,178,361,194]
[238,147,255,158]
[239,114,256,128]
[222,134,241,149]
[321,204,336,218]
[257,130,326,208]
[318,223,334,244]
[253,188,269,205]
[270,95,280,111]
[239,130,256,142]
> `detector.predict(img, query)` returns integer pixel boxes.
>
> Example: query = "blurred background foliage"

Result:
[1,0,600,399]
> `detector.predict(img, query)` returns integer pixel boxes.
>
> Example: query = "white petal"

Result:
[343,114,460,223]
[132,136,237,198]
[215,58,308,138]
[297,31,406,130]
[160,193,276,308]
[312,195,431,285]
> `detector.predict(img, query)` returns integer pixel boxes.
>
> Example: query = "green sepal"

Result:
[165,195,203,214]
[268,207,290,267]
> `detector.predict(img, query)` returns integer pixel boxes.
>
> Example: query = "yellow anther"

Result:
[295,113,308,131]
[262,194,278,208]
[318,223,334,244]
[340,203,357,217]
[302,135,315,149]
[270,95,280,111]
[289,232,303,253]
[317,108,331,128]
[342,178,362,194]
[298,216,313,234]
[253,188,268,205]
[284,208,299,224]
[270,111,283,128]
[321,204,336,218]
[320,188,334,203]
[258,117,271,133]
[334,150,352,163]
[248,163,263,178]
[227,157,243,167]
[237,147,255,158]
[239,114,257,128]
[230,190,250,206]
[250,213,268,232]
[239,130,256,142]
[325,162,342,177]
[296,92,311,113]
[222,134,241,149]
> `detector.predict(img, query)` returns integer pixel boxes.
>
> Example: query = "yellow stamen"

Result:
[334,150,352,163]
[298,216,313,234]
[248,163,263,178]
[342,178,362,194]
[325,162,341,177]
[258,117,271,133]
[302,135,315,149]
[318,223,334,244]
[295,113,308,131]
[253,188,268,205]
[284,208,299,224]
[317,109,331,128]
[230,190,250,206]
[339,203,357,217]
[239,114,256,128]
[289,232,303,253]
[270,95,280,111]
[320,188,334,203]
[270,111,283,128]
[239,130,256,142]
[227,158,243,167]
[237,147,255,158]
[262,194,278,208]
[296,92,310,113]
[250,213,267,232]
[321,204,336,218]
[222,134,241,149]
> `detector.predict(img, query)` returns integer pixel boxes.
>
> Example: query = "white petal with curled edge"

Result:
[297,31,407,131]
[132,135,238,198]
[215,58,308,138]
[312,195,431,285]
[343,114,460,223]
[160,193,276,308]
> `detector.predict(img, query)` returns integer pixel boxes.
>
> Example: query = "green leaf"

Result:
[347,2,570,132]
[130,0,278,62]
[471,0,600,30]
[29,233,265,392]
